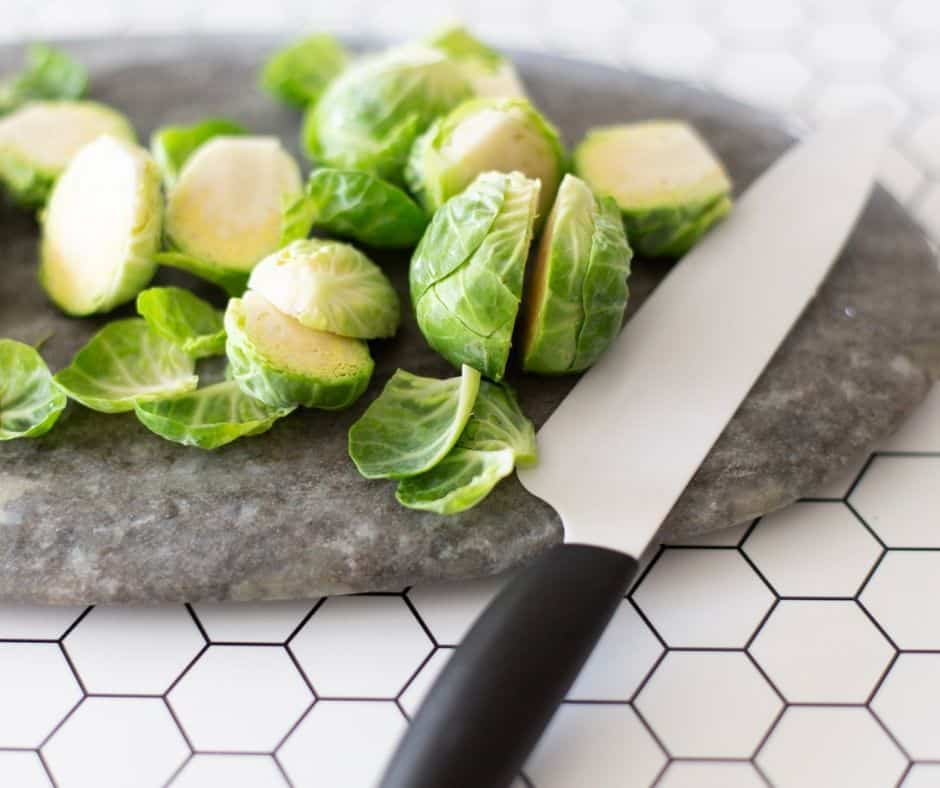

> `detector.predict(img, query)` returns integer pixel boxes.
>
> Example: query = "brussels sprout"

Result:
[150,117,245,187]
[0,339,66,440]
[260,34,348,108]
[248,239,399,339]
[405,97,565,216]
[281,168,427,249]
[348,364,481,479]
[302,45,472,182]
[159,136,303,289]
[135,380,294,450]
[225,292,373,410]
[522,174,632,374]
[53,319,198,413]
[396,381,537,514]
[136,287,226,359]
[411,171,539,381]
[427,25,527,100]
[39,136,163,316]
[574,120,733,258]
[0,100,135,207]
[0,44,87,115]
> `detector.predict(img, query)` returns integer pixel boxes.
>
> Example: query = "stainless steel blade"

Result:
[518,111,892,558]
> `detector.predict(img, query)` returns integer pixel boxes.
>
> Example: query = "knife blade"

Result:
[379,110,892,788]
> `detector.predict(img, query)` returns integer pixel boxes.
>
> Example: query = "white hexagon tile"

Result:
[1,1,939,787]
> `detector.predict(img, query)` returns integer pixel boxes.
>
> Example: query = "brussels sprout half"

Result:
[159,136,303,289]
[574,120,732,258]
[302,45,472,183]
[411,171,540,381]
[0,100,135,207]
[426,25,527,100]
[522,174,632,374]
[150,117,245,187]
[406,97,564,217]
[260,34,348,108]
[225,292,373,410]
[39,135,163,316]
[0,339,66,440]
[136,287,226,359]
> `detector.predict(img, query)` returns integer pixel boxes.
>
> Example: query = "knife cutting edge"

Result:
[379,110,892,788]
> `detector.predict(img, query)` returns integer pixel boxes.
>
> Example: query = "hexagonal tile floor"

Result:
[1,0,939,786]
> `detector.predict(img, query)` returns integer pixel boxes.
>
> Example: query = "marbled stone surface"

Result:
[1,36,938,603]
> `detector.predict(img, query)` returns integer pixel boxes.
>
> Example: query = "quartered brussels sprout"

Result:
[136,287,226,359]
[260,34,348,108]
[574,120,733,259]
[281,168,427,249]
[348,364,481,479]
[427,25,527,100]
[396,381,537,514]
[159,136,303,292]
[53,319,198,413]
[39,135,163,316]
[522,174,632,374]
[248,239,399,339]
[225,291,373,410]
[0,44,87,115]
[302,45,472,182]
[135,380,294,450]
[411,171,539,381]
[0,339,67,440]
[406,97,565,216]
[150,117,245,187]
[0,100,135,207]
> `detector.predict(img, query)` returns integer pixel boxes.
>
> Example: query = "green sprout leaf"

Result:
[260,34,348,108]
[0,339,66,440]
[150,117,245,187]
[348,364,481,479]
[53,318,198,413]
[153,252,249,298]
[0,44,87,115]
[136,287,226,359]
[135,380,294,450]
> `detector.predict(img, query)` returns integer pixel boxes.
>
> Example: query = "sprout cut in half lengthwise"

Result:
[39,135,163,316]
[225,291,373,410]
[574,120,732,259]
[150,117,246,187]
[522,174,632,375]
[426,25,527,100]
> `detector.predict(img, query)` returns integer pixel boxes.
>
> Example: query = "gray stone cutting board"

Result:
[2,36,939,604]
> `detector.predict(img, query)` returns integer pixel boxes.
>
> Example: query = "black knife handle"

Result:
[381,543,639,788]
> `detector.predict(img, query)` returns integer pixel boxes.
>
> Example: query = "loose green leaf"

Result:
[53,318,198,413]
[0,339,66,440]
[150,118,245,186]
[260,34,348,108]
[248,239,400,339]
[153,252,250,298]
[135,380,294,450]
[348,364,481,479]
[281,168,427,249]
[0,44,87,115]
[136,287,226,359]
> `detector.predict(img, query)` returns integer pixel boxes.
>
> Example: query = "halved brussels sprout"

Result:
[135,380,294,450]
[406,97,565,216]
[574,120,733,258]
[136,287,226,359]
[260,34,348,108]
[522,174,632,374]
[248,239,399,339]
[0,339,67,440]
[0,100,135,206]
[39,135,162,316]
[225,292,373,410]
[411,171,539,381]
[150,117,245,187]
[302,45,472,182]
[348,364,481,479]
[159,136,303,289]
[0,44,87,115]
[427,25,527,100]
[281,168,427,249]
[53,318,198,413]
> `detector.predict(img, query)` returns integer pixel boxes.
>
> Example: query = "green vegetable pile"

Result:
[0,28,733,515]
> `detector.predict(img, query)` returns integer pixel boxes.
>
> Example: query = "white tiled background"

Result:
[1,1,939,786]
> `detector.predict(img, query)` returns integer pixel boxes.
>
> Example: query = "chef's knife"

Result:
[379,111,891,788]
